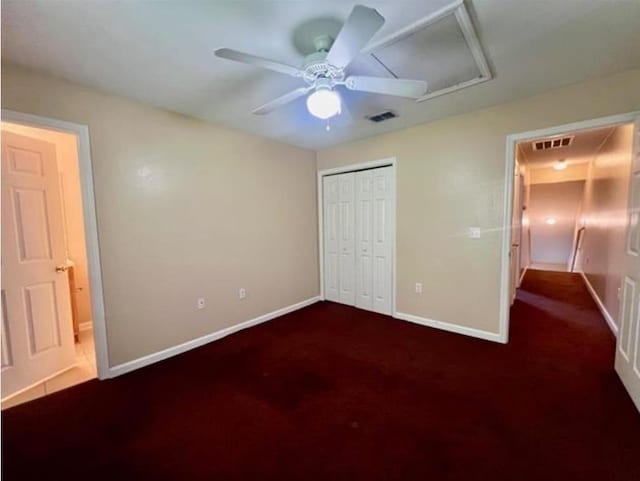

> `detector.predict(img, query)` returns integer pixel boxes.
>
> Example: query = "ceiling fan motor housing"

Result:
[301,34,343,86]
[302,58,343,86]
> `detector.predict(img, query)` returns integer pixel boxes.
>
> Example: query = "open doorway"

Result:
[520,127,616,275]
[2,122,97,408]
[504,112,640,410]
[511,122,634,326]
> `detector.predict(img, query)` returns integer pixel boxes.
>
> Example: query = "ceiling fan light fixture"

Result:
[306,87,341,119]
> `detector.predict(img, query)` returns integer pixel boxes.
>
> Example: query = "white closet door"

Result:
[323,176,340,302]
[371,167,393,314]
[338,173,356,305]
[355,170,374,310]
[324,167,393,313]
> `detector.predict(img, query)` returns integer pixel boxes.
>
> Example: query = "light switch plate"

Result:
[469,227,481,239]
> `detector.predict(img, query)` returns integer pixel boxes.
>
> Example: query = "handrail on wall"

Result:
[570,227,586,272]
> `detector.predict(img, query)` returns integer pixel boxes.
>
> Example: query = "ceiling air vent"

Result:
[532,135,574,151]
[367,111,397,123]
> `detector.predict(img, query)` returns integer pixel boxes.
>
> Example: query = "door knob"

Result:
[55,265,69,273]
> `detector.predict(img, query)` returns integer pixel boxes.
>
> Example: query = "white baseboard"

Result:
[395,312,503,343]
[107,296,320,378]
[579,271,618,336]
[78,321,93,332]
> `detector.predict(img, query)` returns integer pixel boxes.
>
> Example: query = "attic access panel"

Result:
[364,0,490,102]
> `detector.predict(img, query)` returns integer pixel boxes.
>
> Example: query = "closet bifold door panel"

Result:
[355,170,374,310]
[338,173,356,305]
[356,167,393,314]
[323,175,340,302]
[323,172,356,305]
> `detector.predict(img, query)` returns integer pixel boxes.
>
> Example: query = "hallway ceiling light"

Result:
[553,159,567,171]
[545,217,557,225]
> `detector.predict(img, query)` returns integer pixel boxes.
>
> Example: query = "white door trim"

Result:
[317,158,397,317]
[501,111,640,344]
[2,109,110,380]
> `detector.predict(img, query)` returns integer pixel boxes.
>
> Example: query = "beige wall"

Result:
[578,124,634,326]
[2,122,93,326]
[3,62,638,358]
[528,180,585,268]
[317,68,640,334]
[1,63,319,366]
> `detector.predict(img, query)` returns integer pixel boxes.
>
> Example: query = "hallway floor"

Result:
[3,270,639,480]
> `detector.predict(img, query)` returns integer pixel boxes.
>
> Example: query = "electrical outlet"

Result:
[415,283,422,294]
[239,288,246,300]
[197,297,206,310]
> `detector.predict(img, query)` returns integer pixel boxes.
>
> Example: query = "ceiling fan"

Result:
[214,5,427,120]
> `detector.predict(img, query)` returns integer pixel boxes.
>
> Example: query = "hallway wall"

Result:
[529,180,585,269]
[579,123,634,328]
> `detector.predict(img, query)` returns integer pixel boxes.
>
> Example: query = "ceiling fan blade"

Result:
[326,5,385,69]
[252,86,311,115]
[344,76,427,98]
[214,48,302,77]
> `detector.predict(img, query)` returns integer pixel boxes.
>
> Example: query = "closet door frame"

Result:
[318,158,397,317]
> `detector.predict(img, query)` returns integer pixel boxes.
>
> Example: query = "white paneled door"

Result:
[324,166,393,315]
[616,117,640,412]
[355,170,374,310]
[323,175,340,303]
[338,173,356,305]
[1,131,76,399]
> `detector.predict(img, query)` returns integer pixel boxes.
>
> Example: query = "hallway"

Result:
[3,270,640,481]
[512,269,622,374]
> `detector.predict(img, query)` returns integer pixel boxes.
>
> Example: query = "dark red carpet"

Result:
[3,269,640,480]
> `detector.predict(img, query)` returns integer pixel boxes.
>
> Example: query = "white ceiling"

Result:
[519,126,615,168]
[2,0,640,150]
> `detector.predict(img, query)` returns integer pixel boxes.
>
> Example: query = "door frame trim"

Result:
[2,109,110,380]
[501,110,640,344]
[317,158,397,317]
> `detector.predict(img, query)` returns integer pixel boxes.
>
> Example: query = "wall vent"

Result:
[532,135,574,151]
[367,111,397,123]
